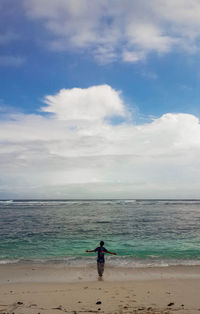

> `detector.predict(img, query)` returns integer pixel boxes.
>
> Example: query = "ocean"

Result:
[0,199,200,267]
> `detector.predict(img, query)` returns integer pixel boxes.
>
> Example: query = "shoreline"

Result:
[1,256,200,267]
[0,263,200,284]
[0,264,200,313]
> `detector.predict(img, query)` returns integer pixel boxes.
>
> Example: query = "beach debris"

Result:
[181,304,184,307]
[52,305,63,310]
[17,301,23,305]
[96,301,102,305]
[167,302,174,306]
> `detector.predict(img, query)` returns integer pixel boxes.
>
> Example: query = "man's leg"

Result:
[97,262,101,276]
[100,262,104,276]
[97,262,104,276]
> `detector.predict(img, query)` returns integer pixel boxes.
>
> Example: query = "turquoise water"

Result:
[0,200,200,266]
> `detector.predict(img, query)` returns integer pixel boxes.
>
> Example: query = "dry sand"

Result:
[0,264,200,314]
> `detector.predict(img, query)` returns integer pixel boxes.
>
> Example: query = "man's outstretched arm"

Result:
[106,250,117,255]
[85,249,95,252]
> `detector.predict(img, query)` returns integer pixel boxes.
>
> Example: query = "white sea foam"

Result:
[1,257,200,268]
[0,259,20,264]
[0,200,13,204]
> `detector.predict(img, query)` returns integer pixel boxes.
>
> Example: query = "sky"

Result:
[1,0,200,199]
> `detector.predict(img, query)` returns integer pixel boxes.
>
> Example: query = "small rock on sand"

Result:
[168,302,174,306]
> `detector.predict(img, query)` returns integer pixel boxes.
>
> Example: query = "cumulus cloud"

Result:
[1,84,200,198]
[41,85,127,121]
[23,0,200,63]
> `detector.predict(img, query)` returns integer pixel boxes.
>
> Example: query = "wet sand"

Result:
[0,264,200,313]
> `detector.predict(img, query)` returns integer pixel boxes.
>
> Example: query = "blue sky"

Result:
[1,0,200,199]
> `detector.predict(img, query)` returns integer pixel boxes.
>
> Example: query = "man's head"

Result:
[100,241,104,246]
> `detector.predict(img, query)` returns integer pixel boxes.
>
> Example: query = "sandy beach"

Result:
[0,264,200,314]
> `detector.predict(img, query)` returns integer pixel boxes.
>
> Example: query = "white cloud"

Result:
[24,0,200,63]
[1,84,200,198]
[41,85,127,121]
[122,51,145,63]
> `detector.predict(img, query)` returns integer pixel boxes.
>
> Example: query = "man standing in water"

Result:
[86,241,117,277]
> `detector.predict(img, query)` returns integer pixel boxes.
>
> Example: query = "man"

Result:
[86,241,117,277]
